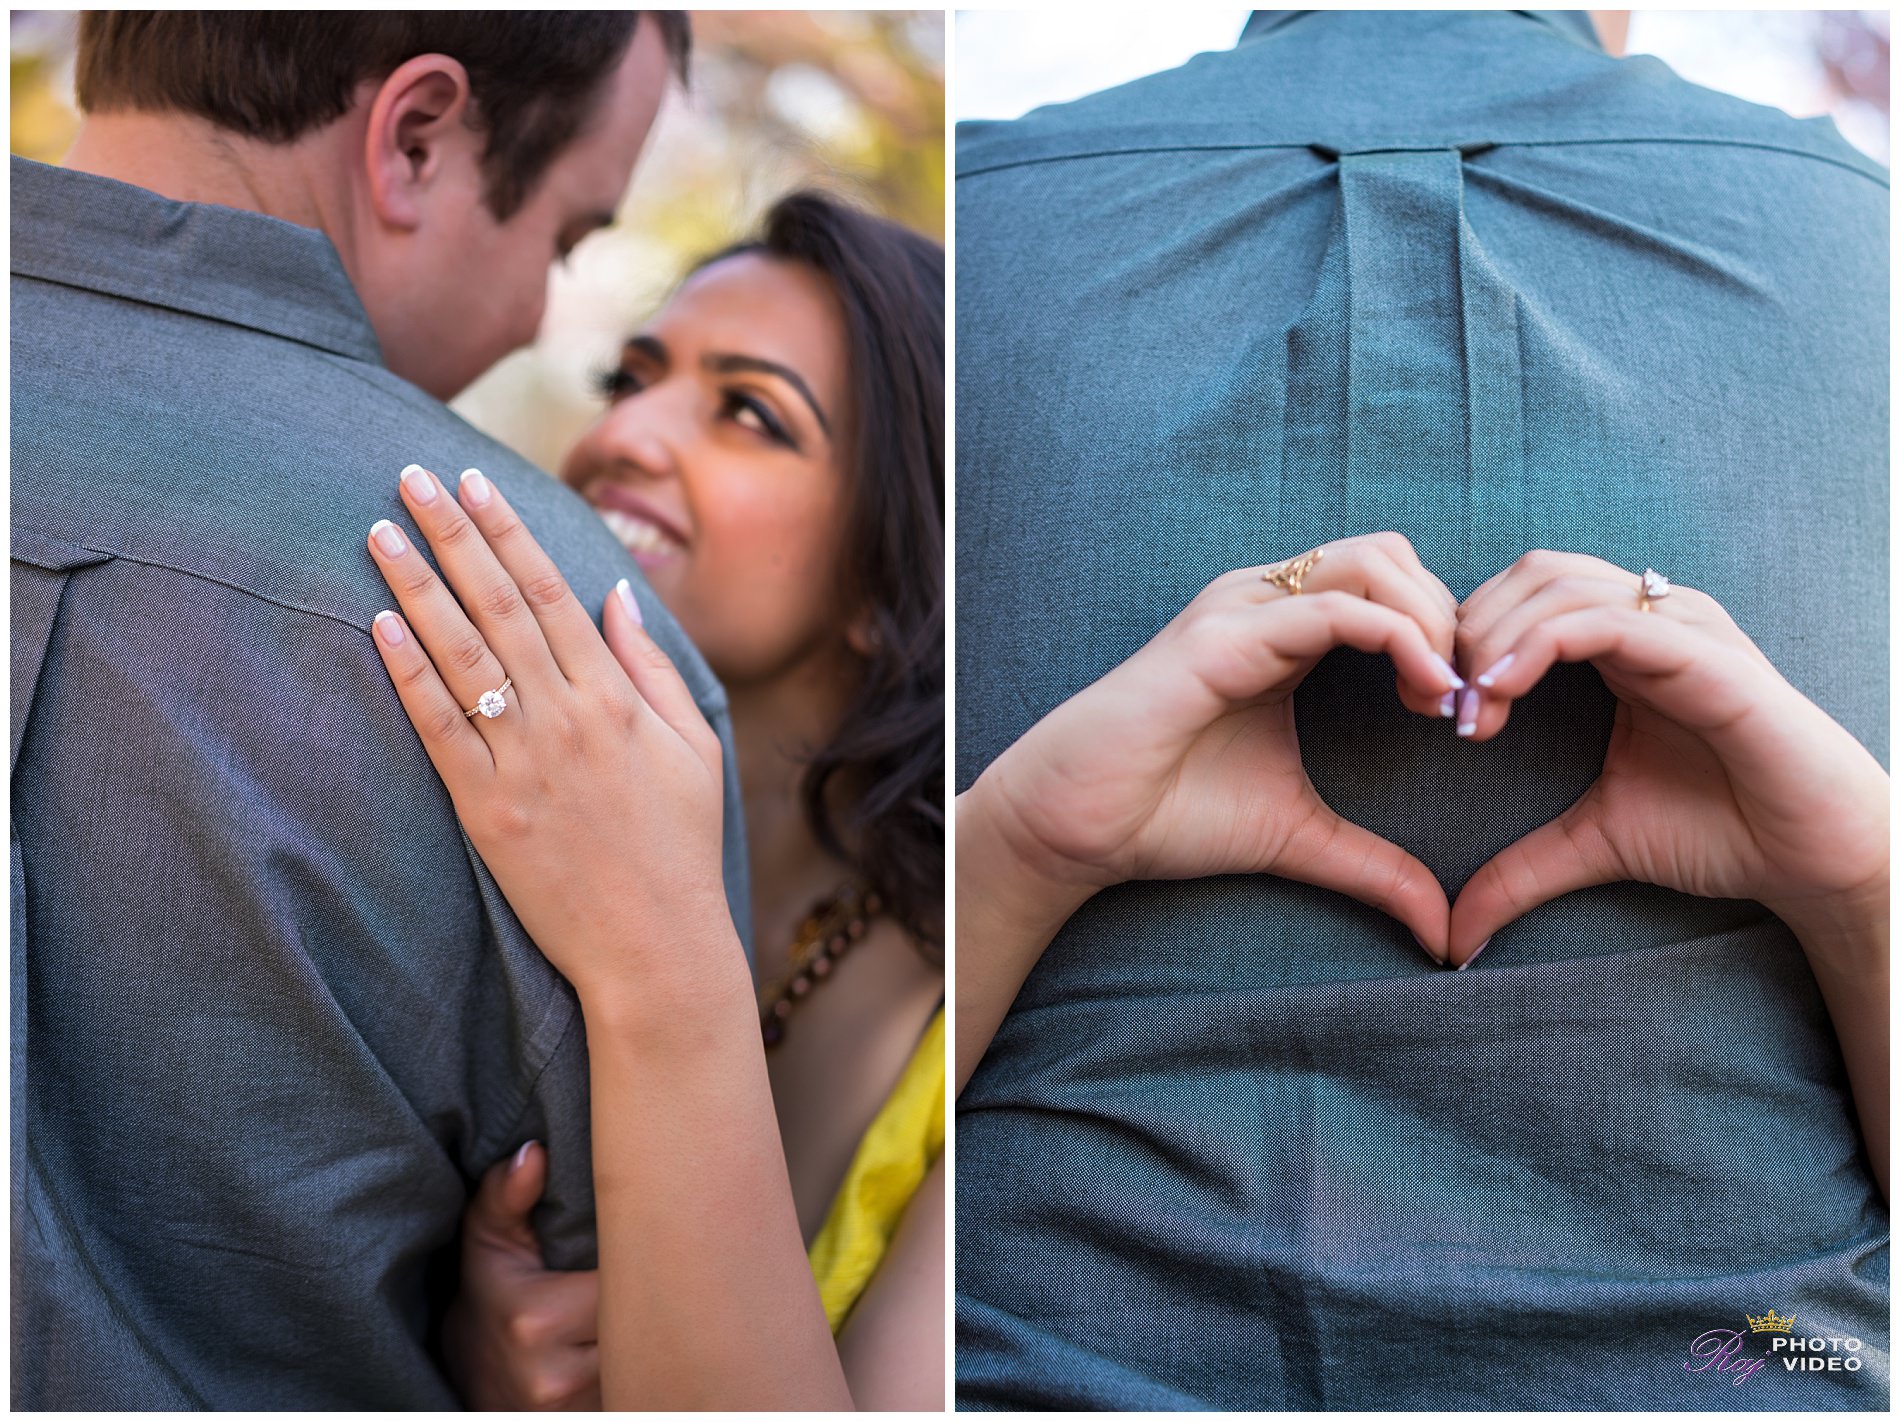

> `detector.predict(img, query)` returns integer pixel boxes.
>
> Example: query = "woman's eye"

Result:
[591,366,646,402]
[724,391,791,446]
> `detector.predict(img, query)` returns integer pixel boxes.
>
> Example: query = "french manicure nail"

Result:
[1476,652,1515,689]
[1438,691,1456,719]
[1410,931,1442,966]
[370,519,407,557]
[615,577,643,626]
[1456,938,1491,971]
[460,468,492,507]
[511,1140,538,1172]
[373,609,405,646]
[1456,687,1479,737]
[1430,653,1466,691]
[400,463,437,504]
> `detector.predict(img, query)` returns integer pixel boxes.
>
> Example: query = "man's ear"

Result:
[361,54,476,232]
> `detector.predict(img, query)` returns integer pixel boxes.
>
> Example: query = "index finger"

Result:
[452,469,620,685]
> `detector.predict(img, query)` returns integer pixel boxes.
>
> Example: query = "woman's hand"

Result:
[365,465,733,1010]
[442,1143,601,1411]
[1449,550,1891,963]
[967,532,1466,956]
[956,532,1462,1090]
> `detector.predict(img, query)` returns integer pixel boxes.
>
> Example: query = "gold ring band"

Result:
[1263,547,1325,596]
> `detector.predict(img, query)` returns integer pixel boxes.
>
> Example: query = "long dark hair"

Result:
[696,192,944,949]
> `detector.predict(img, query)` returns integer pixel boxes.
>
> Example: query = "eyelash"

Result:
[591,366,638,399]
[588,367,797,450]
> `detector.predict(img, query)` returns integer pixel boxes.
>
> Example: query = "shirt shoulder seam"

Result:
[15,526,734,719]
[8,267,382,366]
[12,528,380,637]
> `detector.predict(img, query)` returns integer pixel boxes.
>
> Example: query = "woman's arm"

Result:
[1765,885,1889,1201]
[578,939,850,1410]
[954,781,1096,1095]
[363,465,913,1408]
[833,1155,946,1408]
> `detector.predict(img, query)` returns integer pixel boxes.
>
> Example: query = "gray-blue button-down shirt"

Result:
[11,154,750,1409]
[956,10,1886,1410]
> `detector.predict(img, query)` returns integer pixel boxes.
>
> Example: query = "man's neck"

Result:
[1587,10,1630,58]
[63,111,346,238]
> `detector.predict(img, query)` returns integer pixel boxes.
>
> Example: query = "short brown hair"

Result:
[76,12,690,219]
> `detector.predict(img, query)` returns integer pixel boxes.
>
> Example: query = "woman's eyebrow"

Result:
[623,334,668,366]
[704,353,832,439]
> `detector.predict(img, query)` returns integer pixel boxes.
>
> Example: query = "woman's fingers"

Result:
[1471,603,1798,782]
[465,1141,551,1260]
[1454,552,1746,741]
[394,464,563,691]
[538,1270,603,1349]
[368,517,522,720]
[602,580,722,771]
[1472,603,1718,717]
[1157,590,1454,740]
[367,606,495,778]
[1458,547,1621,637]
[461,1142,604,1404]
[1457,575,1668,740]
[1260,535,1460,717]
[448,469,621,684]
[1449,794,1623,965]
[1261,591,1463,704]
[1277,800,1452,962]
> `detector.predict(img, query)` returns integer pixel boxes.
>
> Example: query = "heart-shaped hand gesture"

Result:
[1446,550,1890,967]
[957,535,1888,1123]
[966,539,1889,971]
[970,532,1465,958]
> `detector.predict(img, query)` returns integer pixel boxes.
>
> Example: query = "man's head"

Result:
[75,13,688,398]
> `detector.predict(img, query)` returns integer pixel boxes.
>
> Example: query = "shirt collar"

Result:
[1239,10,1606,52]
[10,155,383,366]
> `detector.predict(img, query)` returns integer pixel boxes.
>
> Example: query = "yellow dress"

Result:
[806,1007,945,1333]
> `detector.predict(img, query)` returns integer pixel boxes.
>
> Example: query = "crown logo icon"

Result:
[1747,1310,1796,1334]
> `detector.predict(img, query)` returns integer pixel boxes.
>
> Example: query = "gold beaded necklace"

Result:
[758,882,883,1048]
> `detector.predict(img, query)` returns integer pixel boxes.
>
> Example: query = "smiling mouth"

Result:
[598,506,686,564]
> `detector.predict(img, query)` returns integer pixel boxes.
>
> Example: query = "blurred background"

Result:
[11,10,946,471]
[954,9,1889,164]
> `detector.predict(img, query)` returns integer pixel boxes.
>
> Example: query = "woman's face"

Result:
[561,252,854,686]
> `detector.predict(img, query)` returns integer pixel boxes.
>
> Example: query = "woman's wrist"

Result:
[1771,872,1890,971]
[957,771,1101,944]
[568,914,759,1047]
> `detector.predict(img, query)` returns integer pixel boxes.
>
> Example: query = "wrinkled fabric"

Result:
[955,10,1887,1410]
[10,156,751,1408]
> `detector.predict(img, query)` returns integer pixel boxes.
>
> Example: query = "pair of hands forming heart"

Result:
[963,532,1890,971]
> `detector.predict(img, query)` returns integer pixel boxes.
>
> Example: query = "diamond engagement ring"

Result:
[463,676,513,720]
[1637,568,1670,613]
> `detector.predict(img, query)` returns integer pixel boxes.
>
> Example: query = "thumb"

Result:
[465,1140,548,1257]
[1450,795,1623,968]
[1275,802,1451,964]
